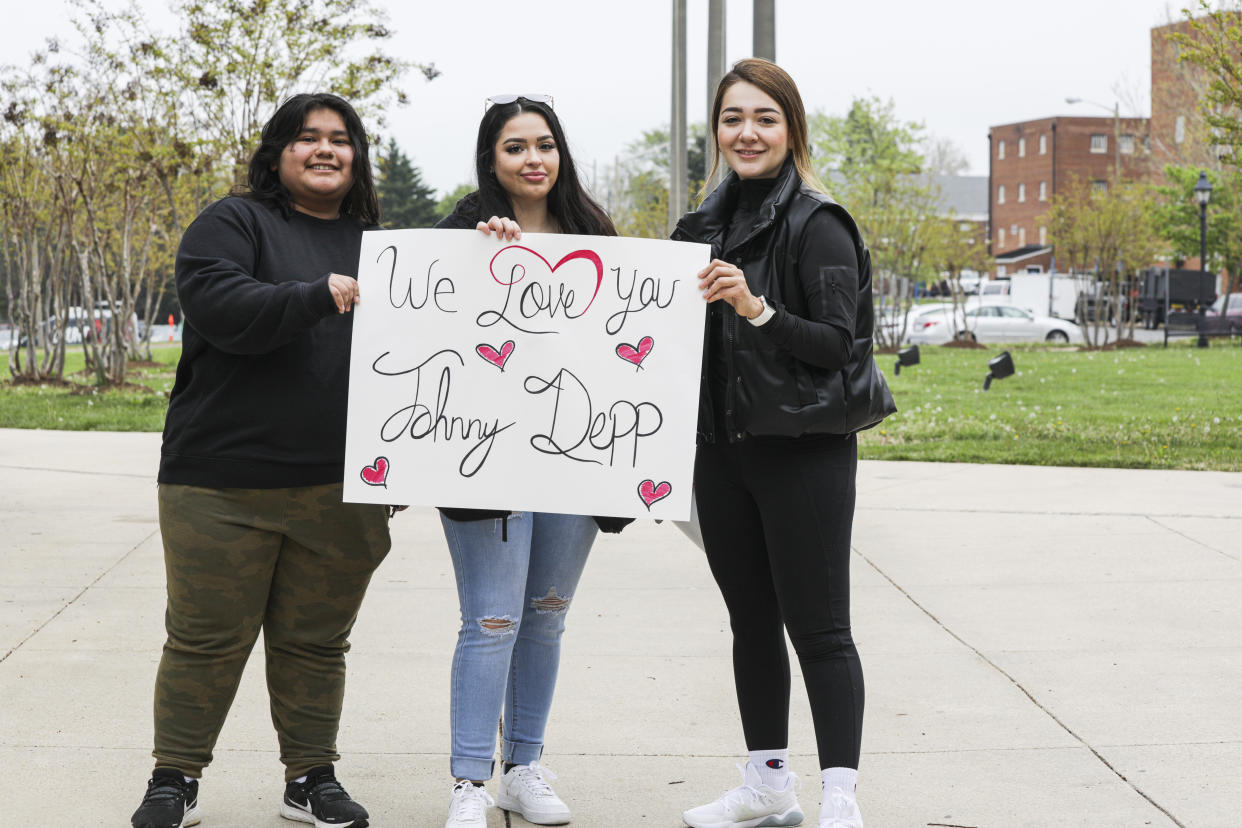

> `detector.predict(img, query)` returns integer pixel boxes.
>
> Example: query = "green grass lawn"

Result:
[2,339,1240,470]
[859,340,1242,471]
[0,343,179,431]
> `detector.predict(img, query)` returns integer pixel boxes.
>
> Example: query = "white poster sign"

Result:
[343,229,711,520]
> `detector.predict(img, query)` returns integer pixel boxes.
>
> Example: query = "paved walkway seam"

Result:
[855,547,1187,828]
[0,528,157,665]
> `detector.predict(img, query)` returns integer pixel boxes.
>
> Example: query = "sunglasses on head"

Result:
[485,93,555,110]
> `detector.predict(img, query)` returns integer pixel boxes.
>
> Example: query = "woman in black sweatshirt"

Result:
[131,93,389,828]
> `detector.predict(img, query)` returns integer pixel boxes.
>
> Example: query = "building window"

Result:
[1039,226,1047,245]
[1039,133,1047,155]
[1092,180,1108,194]
[998,184,1005,204]
[998,140,1006,160]
[1039,180,1047,201]
[1018,183,1026,202]
[1019,227,1026,246]
[1176,116,1186,144]
[1090,134,1108,153]
[1119,135,1135,154]
[1018,137,1026,157]
[1010,224,1018,235]
[999,228,1006,247]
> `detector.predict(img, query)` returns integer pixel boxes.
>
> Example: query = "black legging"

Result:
[694,432,863,770]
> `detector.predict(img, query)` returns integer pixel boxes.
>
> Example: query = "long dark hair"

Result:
[707,58,827,194]
[454,97,615,236]
[236,92,380,225]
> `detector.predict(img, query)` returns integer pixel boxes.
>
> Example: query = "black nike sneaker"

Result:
[280,764,370,827]
[131,767,201,828]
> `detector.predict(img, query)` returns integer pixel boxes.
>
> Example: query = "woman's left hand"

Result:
[698,259,763,319]
[476,216,522,241]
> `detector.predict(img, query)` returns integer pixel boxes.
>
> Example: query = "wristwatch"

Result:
[747,295,775,326]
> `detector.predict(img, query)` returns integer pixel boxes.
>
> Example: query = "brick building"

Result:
[987,14,1239,277]
[988,115,1150,276]
[1150,17,1233,168]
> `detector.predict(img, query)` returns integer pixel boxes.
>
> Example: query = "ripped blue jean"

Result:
[441,511,597,781]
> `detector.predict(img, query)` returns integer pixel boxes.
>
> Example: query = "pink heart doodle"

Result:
[360,456,389,487]
[637,479,672,509]
[489,245,604,314]
[476,340,516,370]
[616,336,655,369]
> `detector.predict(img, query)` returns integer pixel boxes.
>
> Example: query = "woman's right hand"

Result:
[475,216,522,241]
[327,273,360,314]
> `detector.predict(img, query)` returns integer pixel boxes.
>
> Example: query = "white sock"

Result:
[821,766,857,796]
[293,774,307,784]
[749,748,792,789]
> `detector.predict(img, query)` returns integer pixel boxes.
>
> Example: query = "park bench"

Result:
[1163,310,1241,346]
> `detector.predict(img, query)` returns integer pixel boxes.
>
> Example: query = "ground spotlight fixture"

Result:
[894,345,920,376]
[983,350,1015,391]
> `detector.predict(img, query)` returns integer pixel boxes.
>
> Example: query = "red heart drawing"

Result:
[637,479,672,509]
[360,456,389,487]
[616,335,655,368]
[476,340,516,370]
[489,245,604,314]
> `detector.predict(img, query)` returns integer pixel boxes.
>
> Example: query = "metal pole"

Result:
[1113,102,1120,183]
[1198,200,1209,348]
[706,0,727,193]
[753,0,775,61]
[669,0,688,234]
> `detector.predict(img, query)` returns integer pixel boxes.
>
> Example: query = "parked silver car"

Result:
[908,303,1082,345]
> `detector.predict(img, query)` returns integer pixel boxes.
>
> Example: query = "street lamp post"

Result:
[1194,170,1213,348]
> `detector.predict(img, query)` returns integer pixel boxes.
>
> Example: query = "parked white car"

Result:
[876,302,952,343]
[908,303,1082,345]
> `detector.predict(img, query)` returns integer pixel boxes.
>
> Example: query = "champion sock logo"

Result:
[765,759,785,769]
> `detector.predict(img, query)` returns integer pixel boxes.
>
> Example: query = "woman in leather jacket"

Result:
[674,59,891,828]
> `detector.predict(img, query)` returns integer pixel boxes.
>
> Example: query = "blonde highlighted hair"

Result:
[706,58,828,195]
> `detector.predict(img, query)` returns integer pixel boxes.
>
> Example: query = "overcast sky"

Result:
[2,0,1194,197]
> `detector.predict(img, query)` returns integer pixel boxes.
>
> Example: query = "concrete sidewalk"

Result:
[1,428,1239,827]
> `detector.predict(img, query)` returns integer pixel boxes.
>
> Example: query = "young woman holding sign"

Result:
[433,94,624,828]
[131,93,389,828]
[671,60,894,828]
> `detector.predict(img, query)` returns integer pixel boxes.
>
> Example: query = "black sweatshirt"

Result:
[158,196,366,489]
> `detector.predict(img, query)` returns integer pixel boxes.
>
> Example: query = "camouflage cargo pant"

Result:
[152,483,391,781]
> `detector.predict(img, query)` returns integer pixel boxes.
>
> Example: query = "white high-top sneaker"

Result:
[683,762,804,828]
[819,784,863,828]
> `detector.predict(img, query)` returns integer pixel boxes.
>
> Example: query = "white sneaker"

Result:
[445,780,494,828]
[819,785,863,828]
[683,762,803,828]
[496,762,571,825]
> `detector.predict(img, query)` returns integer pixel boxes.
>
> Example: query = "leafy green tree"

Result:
[811,97,957,349]
[604,123,707,238]
[1153,166,1242,274]
[434,183,475,221]
[1153,165,1242,311]
[1044,177,1160,346]
[1,0,434,384]
[377,139,439,228]
[160,0,438,178]
[1171,3,1242,168]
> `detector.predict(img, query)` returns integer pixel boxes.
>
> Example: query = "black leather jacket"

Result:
[672,160,894,442]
